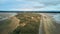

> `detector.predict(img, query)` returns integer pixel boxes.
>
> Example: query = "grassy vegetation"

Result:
[0,17,19,34]
[0,13,57,34]
[11,13,41,34]
[12,13,60,34]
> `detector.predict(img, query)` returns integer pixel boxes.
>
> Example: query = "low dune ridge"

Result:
[12,13,56,34]
[0,13,60,34]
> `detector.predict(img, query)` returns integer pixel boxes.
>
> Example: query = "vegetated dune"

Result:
[11,13,41,34]
[0,16,20,34]
[11,13,57,34]
[0,13,59,34]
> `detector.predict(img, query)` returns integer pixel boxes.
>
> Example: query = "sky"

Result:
[0,0,60,11]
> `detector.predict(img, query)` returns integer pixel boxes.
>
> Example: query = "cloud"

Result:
[0,0,8,4]
[26,0,60,6]
[8,4,60,11]
[0,0,60,11]
[8,8,35,11]
[0,0,45,11]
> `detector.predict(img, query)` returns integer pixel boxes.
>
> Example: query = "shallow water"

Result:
[0,13,17,21]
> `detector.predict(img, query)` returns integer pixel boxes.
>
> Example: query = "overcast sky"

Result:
[0,0,60,11]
